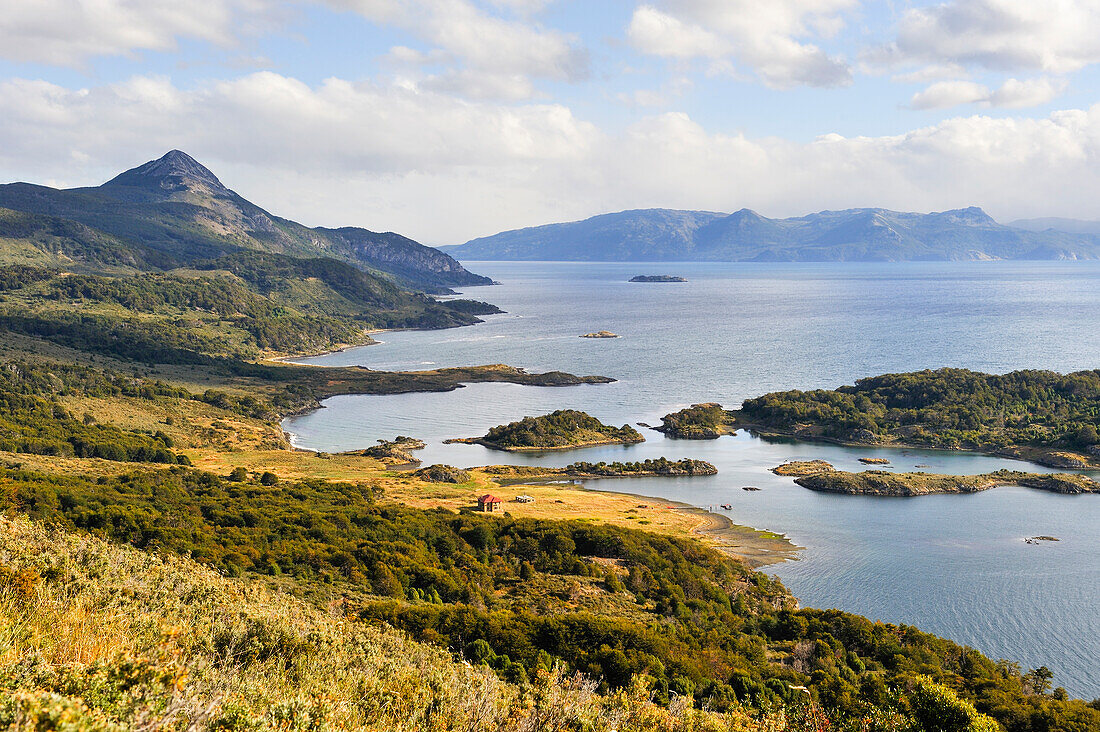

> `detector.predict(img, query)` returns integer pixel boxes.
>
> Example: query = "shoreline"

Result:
[266,330,393,364]
[575,483,802,568]
[444,436,646,452]
[738,422,1100,471]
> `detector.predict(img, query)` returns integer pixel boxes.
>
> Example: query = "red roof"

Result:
[478,494,502,503]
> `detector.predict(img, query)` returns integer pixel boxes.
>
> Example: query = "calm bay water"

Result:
[285,261,1100,698]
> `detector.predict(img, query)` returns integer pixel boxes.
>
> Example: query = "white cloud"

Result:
[2,72,1100,243]
[0,0,224,65]
[626,0,855,88]
[909,77,1067,110]
[332,0,588,97]
[872,0,1100,75]
[0,0,284,66]
[909,80,991,110]
[890,64,969,84]
[626,7,728,59]
[988,77,1067,108]
[0,72,595,183]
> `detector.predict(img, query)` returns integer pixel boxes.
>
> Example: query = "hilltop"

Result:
[0,150,492,292]
[445,206,1100,262]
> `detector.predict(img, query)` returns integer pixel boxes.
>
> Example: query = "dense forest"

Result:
[738,369,1100,453]
[3,465,1097,731]
[0,361,191,464]
[479,409,645,449]
[0,255,496,361]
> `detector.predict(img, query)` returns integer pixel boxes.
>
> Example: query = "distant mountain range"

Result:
[1008,217,1100,235]
[444,207,1100,262]
[0,150,491,291]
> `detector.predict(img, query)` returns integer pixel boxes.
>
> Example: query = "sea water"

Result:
[284,261,1100,698]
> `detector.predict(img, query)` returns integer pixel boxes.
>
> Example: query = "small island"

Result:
[630,275,687,282]
[446,409,645,451]
[655,403,738,439]
[772,463,1099,496]
[772,460,835,476]
[482,457,716,479]
[580,330,620,338]
[362,435,426,465]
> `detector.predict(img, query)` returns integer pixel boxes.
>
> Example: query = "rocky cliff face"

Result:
[319,227,493,290]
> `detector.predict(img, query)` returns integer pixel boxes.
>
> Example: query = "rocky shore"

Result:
[361,436,426,465]
[480,458,717,480]
[784,466,1099,496]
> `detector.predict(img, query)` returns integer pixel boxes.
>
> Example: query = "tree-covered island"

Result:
[448,409,646,450]
[658,369,1100,468]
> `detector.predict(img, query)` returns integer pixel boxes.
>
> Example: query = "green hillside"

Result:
[0,151,493,291]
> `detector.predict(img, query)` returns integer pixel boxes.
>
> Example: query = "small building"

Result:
[478,494,503,512]
[516,495,535,503]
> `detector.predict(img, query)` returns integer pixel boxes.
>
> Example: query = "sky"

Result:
[2,1,1100,244]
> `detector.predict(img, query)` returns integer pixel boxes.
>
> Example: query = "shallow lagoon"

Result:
[286,261,1100,698]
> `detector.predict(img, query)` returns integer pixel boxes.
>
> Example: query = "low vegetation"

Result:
[2,464,1096,730]
[789,468,1099,496]
[4,514,789,732]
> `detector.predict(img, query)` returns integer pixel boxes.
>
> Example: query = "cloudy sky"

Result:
[3,0,1100,244]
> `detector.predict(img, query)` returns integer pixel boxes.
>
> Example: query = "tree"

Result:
[907,676,1000,732]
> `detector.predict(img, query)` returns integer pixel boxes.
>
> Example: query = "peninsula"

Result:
[630,274,687,282]
[669,368,1100,469]
[447,409,645,451]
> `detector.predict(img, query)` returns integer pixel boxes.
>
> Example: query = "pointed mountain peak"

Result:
[103,150,227,192]
[935,206,996,226]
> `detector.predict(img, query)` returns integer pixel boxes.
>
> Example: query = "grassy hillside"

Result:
[0,259,493,365]
[5,514,795,731]
[4,458,1093,730]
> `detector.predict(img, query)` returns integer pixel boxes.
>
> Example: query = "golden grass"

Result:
[0,515,774,732]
